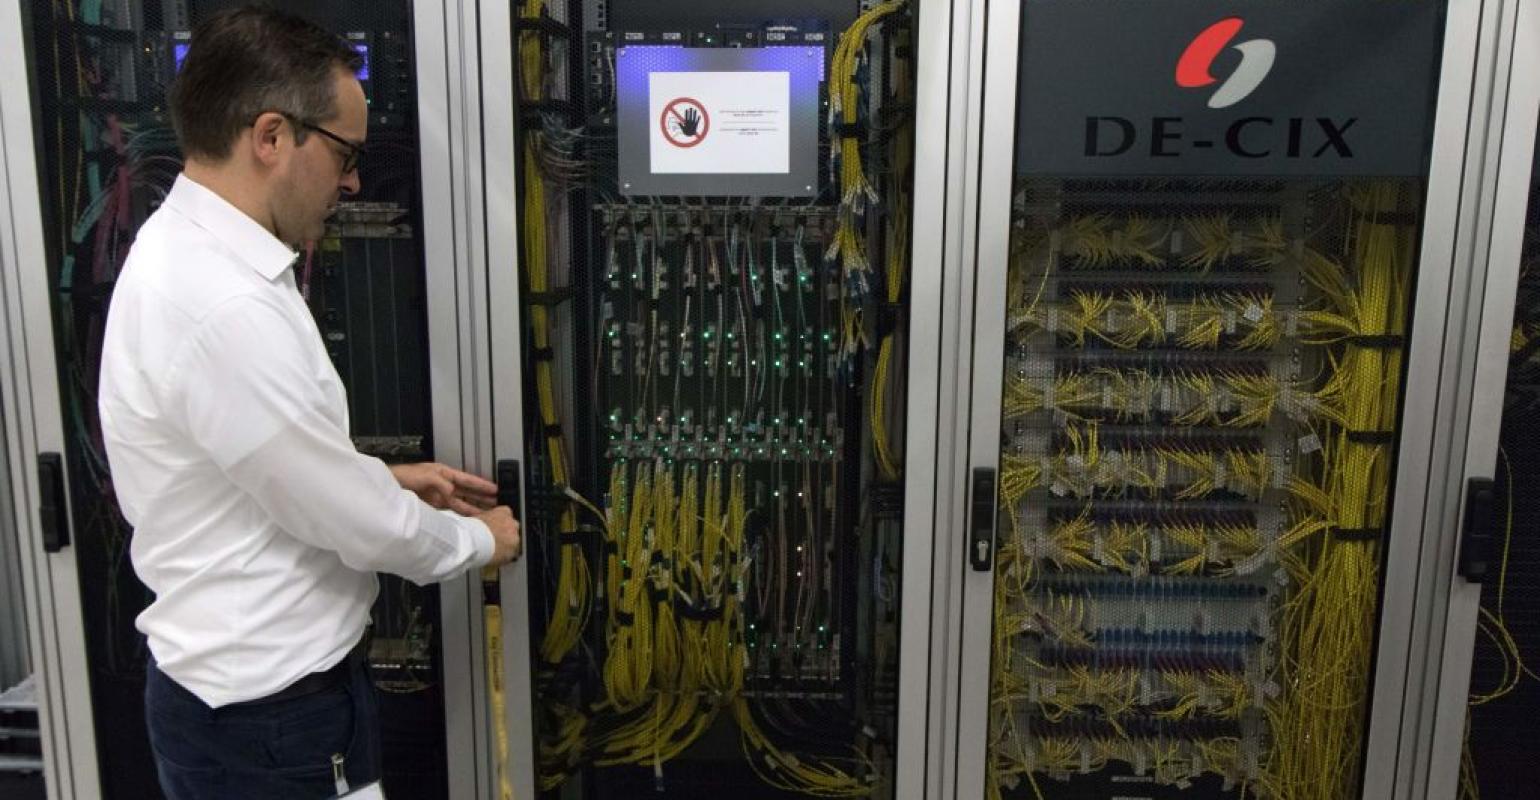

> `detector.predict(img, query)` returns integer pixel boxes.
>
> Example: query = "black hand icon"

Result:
[678,107,702,137]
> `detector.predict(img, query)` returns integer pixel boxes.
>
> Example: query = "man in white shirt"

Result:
[96,7,522,798]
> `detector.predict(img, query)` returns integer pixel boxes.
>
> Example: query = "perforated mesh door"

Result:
[21,2,443,796]
[980,1,1447,797]
[509,0,920,795]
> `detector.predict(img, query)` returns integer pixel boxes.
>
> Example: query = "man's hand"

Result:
[389,462,498,517]
[478,506,523,565]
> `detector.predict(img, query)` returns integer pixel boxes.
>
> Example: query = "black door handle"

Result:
[1459,477,1496,583]
[970,467,997,571]
[496,459,523,520]
[38,453,69,553]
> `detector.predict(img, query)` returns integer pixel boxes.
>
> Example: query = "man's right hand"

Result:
[478,506,522,566]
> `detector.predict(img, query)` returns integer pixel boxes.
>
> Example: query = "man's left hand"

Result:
[389,462,499,517]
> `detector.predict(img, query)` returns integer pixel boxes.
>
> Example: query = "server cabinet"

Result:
[947,1,1495,799]
[471,0,962,796]
[0,1,488,797]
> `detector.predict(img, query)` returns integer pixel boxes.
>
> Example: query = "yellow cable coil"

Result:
[484,603,513,800]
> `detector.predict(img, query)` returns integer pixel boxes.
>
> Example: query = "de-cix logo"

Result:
[1084,16,1358,161]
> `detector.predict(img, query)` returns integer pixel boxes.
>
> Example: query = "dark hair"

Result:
[169,6,362,161]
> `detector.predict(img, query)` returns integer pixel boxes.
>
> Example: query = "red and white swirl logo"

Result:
[1176,17,1276,109]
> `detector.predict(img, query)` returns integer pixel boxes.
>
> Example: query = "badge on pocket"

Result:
[329,753,387,799]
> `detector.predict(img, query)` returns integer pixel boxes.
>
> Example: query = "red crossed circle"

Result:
[660,97,710,148]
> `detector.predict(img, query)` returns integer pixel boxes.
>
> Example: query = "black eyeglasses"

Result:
[288,117,365,175]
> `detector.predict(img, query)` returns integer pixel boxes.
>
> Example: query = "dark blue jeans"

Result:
[144,656,381,799]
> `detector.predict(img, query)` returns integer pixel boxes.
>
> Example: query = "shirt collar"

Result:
[163,174,298,281]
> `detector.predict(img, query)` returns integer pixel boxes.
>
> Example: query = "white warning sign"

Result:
[648,71,790,175]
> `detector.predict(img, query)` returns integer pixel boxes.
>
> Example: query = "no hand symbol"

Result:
[660,97,709,148]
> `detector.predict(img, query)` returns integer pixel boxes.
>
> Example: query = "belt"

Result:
[235,632,371,707]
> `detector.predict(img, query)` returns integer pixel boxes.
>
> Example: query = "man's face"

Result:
[273,68,367,246]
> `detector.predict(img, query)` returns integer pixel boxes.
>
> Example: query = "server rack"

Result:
[470,0,962,796]
[946,2,1501,799]
[0,1,493,796]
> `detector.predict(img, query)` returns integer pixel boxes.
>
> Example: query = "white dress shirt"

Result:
[99,174,493,708]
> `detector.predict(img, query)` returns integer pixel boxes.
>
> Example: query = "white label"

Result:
[1298,433,1322,454]
[1243,303,1264,324]
[649,71,790,174]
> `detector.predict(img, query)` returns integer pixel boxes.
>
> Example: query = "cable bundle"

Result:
[1267,182,1417,799]
[988,180,1425,800]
